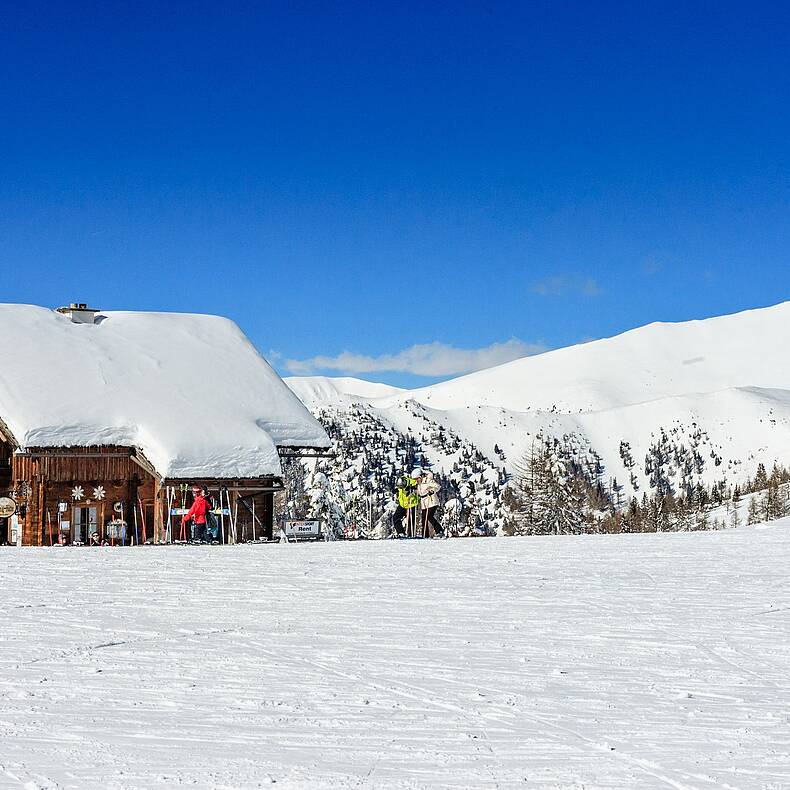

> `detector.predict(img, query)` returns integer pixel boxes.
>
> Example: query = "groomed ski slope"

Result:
[1,525,789,789]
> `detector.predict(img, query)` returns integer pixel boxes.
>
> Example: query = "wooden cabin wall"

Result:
[227,491,273,541]
[0,436,11,543]
[0,436,11,493]
[9,448,279,546]
[12,447,157,546]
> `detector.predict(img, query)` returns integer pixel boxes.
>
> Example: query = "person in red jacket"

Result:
[182,485,209,542]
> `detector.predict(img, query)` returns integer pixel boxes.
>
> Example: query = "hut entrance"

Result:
[72,505,98,544]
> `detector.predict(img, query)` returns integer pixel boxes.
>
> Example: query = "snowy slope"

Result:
[285,376,405,409]
[393,300,790,413]
[1,525,789,788]
[286,303,790,497]
[0,304,329,479]
[413,385,790,488]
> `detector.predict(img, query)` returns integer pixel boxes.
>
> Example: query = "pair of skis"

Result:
[132,497,147,545]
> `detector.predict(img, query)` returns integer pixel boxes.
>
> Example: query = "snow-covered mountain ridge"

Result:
[381,300,790,413]
[284,376,405,407]
[284,303,790,534]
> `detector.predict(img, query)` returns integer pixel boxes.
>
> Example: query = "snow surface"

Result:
[285,377,405,409]
[0,305,329,479]
[2,525,789,789]
[286,302,790,493]
[392,301,790,413]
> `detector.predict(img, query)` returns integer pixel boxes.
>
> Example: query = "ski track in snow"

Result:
[1,527,790,789]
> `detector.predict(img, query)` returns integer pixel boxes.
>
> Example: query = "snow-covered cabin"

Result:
[0,304,329,545]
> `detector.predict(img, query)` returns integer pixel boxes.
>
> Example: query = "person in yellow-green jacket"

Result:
[392,468,421,537]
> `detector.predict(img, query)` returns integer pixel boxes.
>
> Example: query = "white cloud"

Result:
[283,338,546,377]
[531,275,602,297]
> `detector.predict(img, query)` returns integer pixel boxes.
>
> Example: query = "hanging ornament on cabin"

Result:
[113,501,123,514]
[12,482,30,502]
[71,485,84,501]
[93,486,106,501]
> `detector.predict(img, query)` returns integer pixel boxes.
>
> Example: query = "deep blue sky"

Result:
[2,2,789,386]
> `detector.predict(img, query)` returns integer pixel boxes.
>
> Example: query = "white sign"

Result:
[0,496,16,518]
[283,519,322,540]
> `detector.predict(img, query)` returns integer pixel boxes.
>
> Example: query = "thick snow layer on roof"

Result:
[0,305,329,479]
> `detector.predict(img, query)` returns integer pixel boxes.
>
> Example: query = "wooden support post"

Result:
[232,490,238,544]
[263,491,274,540]
[37,476,45,546]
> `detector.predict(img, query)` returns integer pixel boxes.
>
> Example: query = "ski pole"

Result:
[170,486,176,543]
[47,509,53,546]
[166,487,174,544]
[220,488,226,545]
[227,490,234,544]
[229,491,236,544]
[179,492,187,542]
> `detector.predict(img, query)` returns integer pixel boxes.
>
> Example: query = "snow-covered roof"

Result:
[0,304,329,479]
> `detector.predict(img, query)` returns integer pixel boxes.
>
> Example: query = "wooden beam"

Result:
[0,415,18,449]
[278,452,335,459]
[129,450,160,481]
[17,451,129,459]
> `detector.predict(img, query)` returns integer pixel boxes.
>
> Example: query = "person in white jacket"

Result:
[416,469,444,538]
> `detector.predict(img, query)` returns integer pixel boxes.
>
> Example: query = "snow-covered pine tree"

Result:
[747,495,760,525]
[279,457,311,520]
[540,440,578,535]
[306,470,346,539]
[507,435,548,535]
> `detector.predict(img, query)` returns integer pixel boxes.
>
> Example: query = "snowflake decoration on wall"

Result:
[93,486,106,501]
[71,485,84,501]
